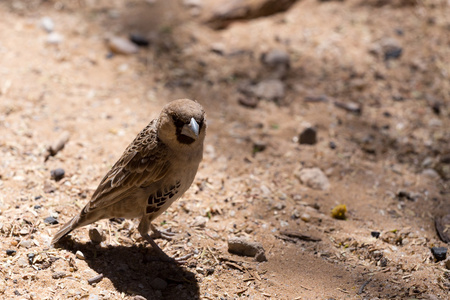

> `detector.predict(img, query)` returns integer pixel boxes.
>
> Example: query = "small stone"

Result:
[28,253,36,264]
[88,295,99,300]
[252,79,285,102]
[300,213,311,222]
[50,168,65,182]
[228,236,266,261]
[252,140,267,154]
[431,247,447,262]
[17,256,29,267]
[370,37,402,61]
[192,216,208,228]
[261,49,290,68]
[334,101,362,114]
[52,271,66,279]
[295,168,330,191]
[210,43,226,55]
[20,240,33,248]
[34,204,42,209]
[46,32,64,45]
[89,228,105,244]
[44,216,59,225]
[329,141,337,149]
[150,278,168,290]
[129,33,149,47]
[238,97,259,108]
[20,228,29,235]
[299,127,317,145]
[107,36,139,55]
[445,259,450,270]
[6,249,16,256]
[40,17,54,32]
[76,250,85,260]
[371,231,381,238]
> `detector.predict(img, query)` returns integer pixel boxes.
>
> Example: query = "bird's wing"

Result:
[85,120,170,212]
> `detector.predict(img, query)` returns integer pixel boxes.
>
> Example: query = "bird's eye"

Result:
[171,115,185,128]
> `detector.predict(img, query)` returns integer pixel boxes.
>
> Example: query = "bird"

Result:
[52,99,206,262]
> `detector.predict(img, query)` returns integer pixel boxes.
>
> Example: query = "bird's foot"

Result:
[150,224,176,240]
[142,233,191,264]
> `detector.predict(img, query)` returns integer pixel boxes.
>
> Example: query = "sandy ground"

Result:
[0,0,449,299]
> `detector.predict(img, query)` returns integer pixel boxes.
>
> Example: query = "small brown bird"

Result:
[53,99,206,262]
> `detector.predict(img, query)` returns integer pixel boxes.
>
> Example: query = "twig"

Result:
[358,279,372,295]
[87,273,104,285]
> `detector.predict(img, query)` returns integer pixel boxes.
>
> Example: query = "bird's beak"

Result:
[181,117,199,140]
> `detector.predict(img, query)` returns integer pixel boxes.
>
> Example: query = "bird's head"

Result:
[157,99,206,150]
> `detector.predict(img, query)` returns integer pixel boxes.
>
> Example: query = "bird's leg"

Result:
[150,223,176,240]
[142,233,192,264]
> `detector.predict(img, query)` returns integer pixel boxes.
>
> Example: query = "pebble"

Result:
[192,216,208,228]
[370,37,402,61]
[6,249,16,256]
[46,32,64,45]
[150,278,168,290]
[300,213,311,222]
[238,97,259,108]
[52,271,66,279]
[431,247,447,262]
[50,168,65,182]
[371,231,381,239]
[40,17,54,32]
[446,259,450,270]
[17,256,29,267]
[107,36,139,55]
[89,227,105,244]
[252,140,267,153]
[88,295,99,300]
[129,33,149,47]
[295,168,330,191]
[76,250,85,260]
[44,216,59,225]
[20,239,33,248]
[299,127,317,145]
[228,236,267,262]
[261,49,290,68]
[252,79,285,101]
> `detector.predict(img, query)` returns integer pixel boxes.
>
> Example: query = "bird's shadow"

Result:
[57,240,200,300]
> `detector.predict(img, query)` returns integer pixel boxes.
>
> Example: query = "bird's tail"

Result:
[52,214,80,244]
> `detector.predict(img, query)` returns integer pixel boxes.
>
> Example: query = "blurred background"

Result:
[0,0,449,299]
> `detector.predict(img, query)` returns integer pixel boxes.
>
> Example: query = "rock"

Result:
[210,42,226,55]
[40,17,54,32]
[371,231,381,238]
[421,168,440,179]
[88,295,99,300]
[252,79,285,102]
[52,271,66,279]
[446,259,450,270]
[6,249,16,256]
[299,127,317,145]
[46,32,64,45]
[183,0,203,7]
[228,236,267,261]
[192,216,208,228]
[329,141,337,149]
[436,215,450,243]
[129,33,149,47]
[334,100,362,114]
[206,0,300,30]
[300,213,311,222]
[20,240,33,248]
[252,140,267,154]
[150,278,168,290]
[50,168,65,182]
[44,216,59,225]
[261,49,290,78]
[76,250,85,260]
[370,37,402,61]
[238,96,259,108]
[107,36,139,55]
[431,247,447,262]
[89,228,105,244]
[295,168,330,191]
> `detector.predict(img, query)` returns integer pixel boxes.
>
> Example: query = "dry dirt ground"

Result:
[1,0,450,299]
